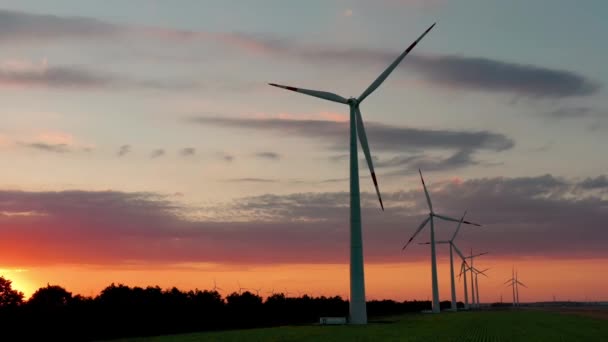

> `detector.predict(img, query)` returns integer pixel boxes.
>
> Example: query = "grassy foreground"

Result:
[119,310,608,342]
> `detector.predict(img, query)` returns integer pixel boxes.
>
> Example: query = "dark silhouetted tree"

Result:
[28,284,73,308]
[0,276,24,307]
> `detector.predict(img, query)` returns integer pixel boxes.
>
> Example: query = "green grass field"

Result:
[119,310,608,342]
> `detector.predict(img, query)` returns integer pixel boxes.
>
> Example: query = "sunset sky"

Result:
[1,0,607,303]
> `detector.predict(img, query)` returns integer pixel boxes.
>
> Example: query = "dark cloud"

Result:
[0,9,120,41]
[376,148,487,174]
[191,116,512,173]
[579,175,608,190]
[2,9,598,99]
[255,151,281,160]
[180,147,196,156]
[544,106,606,120]
[117,145,131,157]
[0,64,201,91]
[150,149,165,158]
[1,174,606,267]
[191,117,513,153]
[234,34,600,98]
[19,142,70,153]
[405,55,600,98]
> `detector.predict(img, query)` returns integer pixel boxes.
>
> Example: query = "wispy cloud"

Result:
[150,149,165,158]
[217,152,234,162]
[180,147,196,157]
[0,60,201,91]
[544,106,606,120]
[117,145,131,157]
[255,151,281,160]
[19,142,70,153]
[224,178,278,183]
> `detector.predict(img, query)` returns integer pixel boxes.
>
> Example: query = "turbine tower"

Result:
[458,261,470,309]
[505,267,516,306]
[269,24,436,324]
[403,171,481,313]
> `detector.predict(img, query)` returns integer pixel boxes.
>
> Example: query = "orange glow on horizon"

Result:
[5,257,608,303]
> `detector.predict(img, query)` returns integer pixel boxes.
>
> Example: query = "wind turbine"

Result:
[237,281,248,295]
[212,279,223,293]
[269,23,436,324]
[418,210,481,311]
[505,267,526,307]
[505,267,517,307]
[464,249,487,309]
[473,267,489,308]
[403,171,481,313]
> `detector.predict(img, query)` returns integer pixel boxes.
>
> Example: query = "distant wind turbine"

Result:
[473,267,489,307]
[237,281,247,295]
[505,267,526,307]
[212,279,223,293]
[269,23,436,324]
[418,210,481,311]
[458,260,470,309]
[404,171,481,313]
[464,249,488,309]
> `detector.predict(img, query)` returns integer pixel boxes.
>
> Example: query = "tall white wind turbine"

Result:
[403,171,481,313]
[418,211,481,311]
[269,24,436,324]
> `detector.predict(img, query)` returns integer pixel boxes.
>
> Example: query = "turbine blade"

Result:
[473,268,489,278]
[355,108,383,210]
[358,23,436,103]
[402,216,430,250]
[452,243,465,260]
[504,279,513,285]
[517,281,528,288]
[268,83,348,104]
[451,210,467,241]
[435,213,481,226]
[418,240,449,245]
[419,169,433,212]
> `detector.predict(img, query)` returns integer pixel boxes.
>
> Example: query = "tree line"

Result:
[0,276,459,341]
